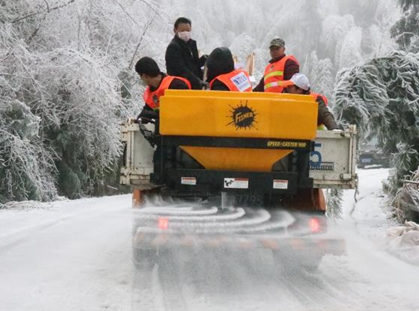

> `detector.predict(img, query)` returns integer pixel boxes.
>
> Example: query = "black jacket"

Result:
[210,80,230,91]
[165,35,206,90]
[314,95,339,130]
[206,47,235,91]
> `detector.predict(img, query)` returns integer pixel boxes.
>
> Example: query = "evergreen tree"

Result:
[311,58,334,104]
[333,51,419,196]
[338,27,363,69]
[391,0,419,52]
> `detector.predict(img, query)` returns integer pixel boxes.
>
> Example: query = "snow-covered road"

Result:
[0,196,133,311]
[1,169,419,311]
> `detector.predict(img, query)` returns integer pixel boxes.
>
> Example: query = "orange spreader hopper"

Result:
[160,90,318,172]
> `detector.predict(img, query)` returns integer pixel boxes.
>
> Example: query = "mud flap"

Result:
[283,188,326,211]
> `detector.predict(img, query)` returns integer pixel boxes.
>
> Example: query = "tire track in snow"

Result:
[131,265,161,311]
[156,251,189,311]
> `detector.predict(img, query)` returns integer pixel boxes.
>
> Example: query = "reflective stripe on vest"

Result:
[264,81,291,90]
[264,70,283,79]
[143,76,191,110]
[209,69,252,92]
[263,55,298,93]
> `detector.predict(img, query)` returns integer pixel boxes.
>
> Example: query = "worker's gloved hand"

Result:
[134,115,150,124]
[136,110,159,124]
[134,113,141,124]
[138,117,152,124]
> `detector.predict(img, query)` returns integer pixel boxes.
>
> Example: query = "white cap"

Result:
[290,73,310,91]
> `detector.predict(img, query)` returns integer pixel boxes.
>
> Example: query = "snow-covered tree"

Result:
[391,0,419,52]
[321,14,356,67]
[338,27,363,69]
[392,167,419,222]
[0,0,405,203]
[0,0,158,201]
[0,102,57,203]
[229,33,256,68]
[302,51,319,77]
[301,52,334,104]
[311,58,334,104]
[333,51,419,196]
[0,24,57,203]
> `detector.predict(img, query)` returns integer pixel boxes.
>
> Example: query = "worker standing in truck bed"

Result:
[165,17,208,90]
[253,38,300,93]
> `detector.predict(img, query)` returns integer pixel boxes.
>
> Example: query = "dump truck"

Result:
[120,90,358,271]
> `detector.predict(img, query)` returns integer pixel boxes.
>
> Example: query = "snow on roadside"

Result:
[350,168,393,241]
[349,168,419,266]
[387,222,419,265]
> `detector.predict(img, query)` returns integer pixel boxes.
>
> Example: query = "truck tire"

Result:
[133,247,157,271]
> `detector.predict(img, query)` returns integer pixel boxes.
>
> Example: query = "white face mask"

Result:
[178,31,192,42]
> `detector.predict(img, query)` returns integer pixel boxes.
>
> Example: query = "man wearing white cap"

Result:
[285,73,339,130]
[253,37,299,93]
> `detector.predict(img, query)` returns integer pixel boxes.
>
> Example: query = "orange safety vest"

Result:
[143,75,191,110]
[209,69,252,92]
[311,93,328,106]
[263,55,299,93]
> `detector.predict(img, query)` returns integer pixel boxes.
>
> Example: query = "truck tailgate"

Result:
[310,125,357,189]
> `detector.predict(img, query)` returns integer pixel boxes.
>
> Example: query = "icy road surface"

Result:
[1,168,419,311]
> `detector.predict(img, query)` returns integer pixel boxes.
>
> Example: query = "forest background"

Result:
[1,0,416,211]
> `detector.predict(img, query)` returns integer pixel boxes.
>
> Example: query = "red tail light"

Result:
[158,217,169,230]
[309,217,321,233]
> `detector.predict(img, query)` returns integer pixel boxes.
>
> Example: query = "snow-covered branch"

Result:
[334,51,419,200]
[11,0,77,24]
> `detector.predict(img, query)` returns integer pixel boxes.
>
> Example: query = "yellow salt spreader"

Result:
[120,90,358,271]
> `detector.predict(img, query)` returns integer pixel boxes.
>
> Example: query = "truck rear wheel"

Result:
[133,248,157,271]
